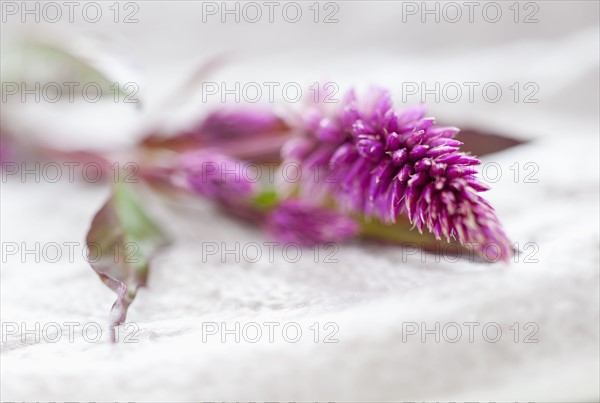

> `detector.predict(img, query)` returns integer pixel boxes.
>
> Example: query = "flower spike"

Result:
[283,87,512,261]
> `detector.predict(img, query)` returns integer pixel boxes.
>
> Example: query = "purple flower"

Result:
[196,109,285,141]
[140,109,288,162]
[283,88,512,261]
[174,108,292,162]
[267,200,358,246]
[180,149,255,202]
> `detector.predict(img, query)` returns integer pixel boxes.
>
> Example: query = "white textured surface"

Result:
[1,2,599,401]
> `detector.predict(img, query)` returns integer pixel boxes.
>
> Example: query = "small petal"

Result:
[428,126,460,138]
[357,138,384,161]
[456,155,481,166]
[397,164,413,183]
[409,144,430,161]
[408,171,430,187]
[391,148,408,167]
[428,146,458,159]
[414,158,433,172]
[386,132,402,150]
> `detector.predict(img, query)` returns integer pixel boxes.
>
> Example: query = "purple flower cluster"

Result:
[181,149,254,202]
[197,109,285,142]
[283,88,512,260]
[267,200,358,246]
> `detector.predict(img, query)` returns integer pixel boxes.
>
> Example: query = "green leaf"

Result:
[251,188,279,210]
[360,215,466,253]
[2,40,135,104]
[86,181,167,341]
